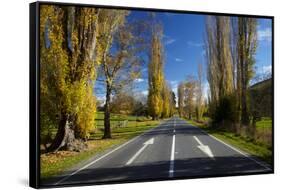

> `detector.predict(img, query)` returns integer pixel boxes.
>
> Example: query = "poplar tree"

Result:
[205,16,235,123]
[177,82,185,118]
[162,81,171,118]
[40,5,100,152]
[184,76,197,120]
[170,91,177,116]
[196,63,204,121]
[237,18,257,125]
[147,28,164,120]
[205,16,234,103]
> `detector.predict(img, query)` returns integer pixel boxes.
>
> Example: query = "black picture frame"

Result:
[30,1,274,188]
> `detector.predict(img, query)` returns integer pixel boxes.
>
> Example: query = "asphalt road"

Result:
[42,117,272,187]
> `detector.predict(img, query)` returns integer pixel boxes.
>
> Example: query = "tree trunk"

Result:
[241,80,249,125]
[103,84,112,139]
[241,52,249,125]
[252,116,257,128]
[47,112,68,152]
[239,18,250,126]
[47,112,87,152]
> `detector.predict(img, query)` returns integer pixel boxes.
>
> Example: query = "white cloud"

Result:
[258,65,272,74]
[96,95,105,100]
[175,58,183,62]
[168,80,179,103]
[251,65,272,85]
[172,87,178,106]
[258,28,272,42]
[263,65,272,73]
[187,41,203,47]
[165,38,176,45]
[141,90,148,95]
[96,95,106,106]
[134,78,145,83]
[203,82,209,100]
[142,68,148,73]
[169,80,178,86]
[163,34,176,45]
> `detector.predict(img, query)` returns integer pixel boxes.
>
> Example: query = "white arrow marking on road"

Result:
[193,136,215,159]
[126,138,154,165]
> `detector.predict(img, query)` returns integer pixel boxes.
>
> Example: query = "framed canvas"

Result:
[30,1,274,188]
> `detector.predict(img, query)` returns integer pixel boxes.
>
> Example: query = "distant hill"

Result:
[250,78,272,90]
[249,78,272,118]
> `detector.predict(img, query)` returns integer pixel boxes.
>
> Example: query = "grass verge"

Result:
[187,120,272,165]
[256,117,272,128]
[41,118,160,179]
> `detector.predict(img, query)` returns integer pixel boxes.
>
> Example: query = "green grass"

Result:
[187,119,272,165]
[95,112,151,129]
[91,119,160,140]
[41,112,160,179]
[256,117,272,128]
[95,111,149,121]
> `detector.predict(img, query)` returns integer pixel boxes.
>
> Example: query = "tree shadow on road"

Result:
[41,155,272,187]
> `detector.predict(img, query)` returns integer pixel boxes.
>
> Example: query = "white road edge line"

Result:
[55,136,138,185]
[55,122,165,185]
[207,133,272,170]
[169,119,176,178]
[189,121,272,171]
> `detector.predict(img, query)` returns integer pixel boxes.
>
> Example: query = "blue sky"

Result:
[96,11,272,102]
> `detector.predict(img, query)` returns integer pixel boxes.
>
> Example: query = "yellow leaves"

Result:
[40,5,100,140]
[130,71,141,81]
[63,82,96,139]
[162,82,172,118]
[148,32,165,119]
[76,85,96,139]
[95,9,129,69]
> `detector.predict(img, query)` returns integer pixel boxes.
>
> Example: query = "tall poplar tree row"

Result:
[205,15,257,127]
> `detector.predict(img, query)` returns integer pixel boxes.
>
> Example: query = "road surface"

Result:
[42,117,272,187]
